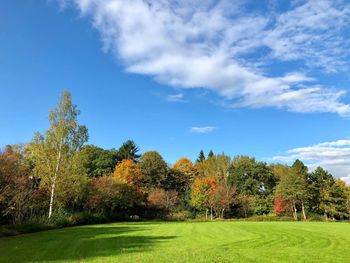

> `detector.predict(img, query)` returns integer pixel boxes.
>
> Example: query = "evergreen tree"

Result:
[208,150,214,159]
[196,150,206,163]
[116,140,141,162]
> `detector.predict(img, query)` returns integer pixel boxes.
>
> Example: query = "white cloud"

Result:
[60,0,350,115]
[341,175,350,185]
[264,0,350,72]
[273,139,350,184]
[191,126,216,134]
[166,93,186,102]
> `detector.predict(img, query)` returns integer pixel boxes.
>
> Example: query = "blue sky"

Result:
[1,0,350,182]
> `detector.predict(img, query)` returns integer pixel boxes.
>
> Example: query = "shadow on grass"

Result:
[0,224,176,262]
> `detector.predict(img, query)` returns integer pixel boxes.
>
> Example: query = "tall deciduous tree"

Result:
[275,161,309,220]
[173,158,196,179]
[72,145,118,178]
[291,160,309,220]
[209,184,235,218]
[147,189,179,212]
[196,153,231,184]
[86,176,143,218]
[138,151,168,188]
[114,159,143,185]
[229,156,276,197]
[27,91,88,218]
[190,176,217,219]
[0,145,34,224]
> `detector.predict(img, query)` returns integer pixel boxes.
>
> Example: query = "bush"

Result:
[64,212,109,226]
[167,211,194,221]
[49,207,70,227]
[0,212,111,237]
[305,213,327,222]
[0,222,55,238]
[239,214,294,222]
[129,215,140,221]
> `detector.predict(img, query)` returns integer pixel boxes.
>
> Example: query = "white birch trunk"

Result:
[292,200,298,221]
[48,140,63,219]
[301,201,306,220]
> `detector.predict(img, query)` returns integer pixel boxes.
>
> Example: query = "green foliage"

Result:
[275,164,309,220]
[72,145,118,178]
[239,214,294,221]
[26,91,88,218]
[252,195,274,215]
[163,168,190,193]
[308,167,335,214]
[197,153,231,183]
[321,180,349,220]
[229,156,276,196]
[138,151,168,188]
[116,140,141,162]
[190,176,216,212]
[0,222,56,238]
[2,89,350,234]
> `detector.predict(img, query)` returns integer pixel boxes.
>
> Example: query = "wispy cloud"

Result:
[60,0,350,115]
[273,139,350,183]
[166,93,186,102]
[191,126,216,134]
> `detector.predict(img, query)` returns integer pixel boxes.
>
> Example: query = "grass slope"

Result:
[0,221,350,263]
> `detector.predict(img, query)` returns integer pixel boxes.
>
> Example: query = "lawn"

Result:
[0,221,350,263]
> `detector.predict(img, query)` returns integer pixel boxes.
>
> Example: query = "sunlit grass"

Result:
[1,221,350,262]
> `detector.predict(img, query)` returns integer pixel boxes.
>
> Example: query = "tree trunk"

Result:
[301,201,307,220]
[221,209,225,219]
[48,177,56,219]
[324,212,328,222]
[210,207,213,220]
[48,139,63,219]
[292,200,298,221]
[205,209,208,220]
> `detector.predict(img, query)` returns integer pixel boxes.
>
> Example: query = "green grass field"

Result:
[1,221,350,263]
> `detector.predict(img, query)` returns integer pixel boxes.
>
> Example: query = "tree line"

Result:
[1,91,350,227]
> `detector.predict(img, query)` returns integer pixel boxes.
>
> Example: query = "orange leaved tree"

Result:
[113,159,143,185]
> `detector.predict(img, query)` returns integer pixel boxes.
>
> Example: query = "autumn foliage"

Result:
[190,176,217,211]
[147,188,179,210]
[274,196,290,216]
[113,160,143,185]
[173,158,196,177]
[2,90,350,229]
[86,175,143,217]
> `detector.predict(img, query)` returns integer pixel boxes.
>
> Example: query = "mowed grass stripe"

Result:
[1,222,350,263]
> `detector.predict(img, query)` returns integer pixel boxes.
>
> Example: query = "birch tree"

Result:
[27,91,88,219]
[275,162,309,221]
